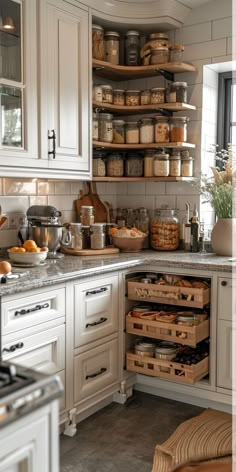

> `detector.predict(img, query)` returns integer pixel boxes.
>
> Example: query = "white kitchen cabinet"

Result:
[217,320,233,391]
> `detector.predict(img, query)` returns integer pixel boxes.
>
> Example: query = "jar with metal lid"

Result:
[148,32,169,48]
[144,150,155,177]
[93,84,103,102]
[140,118,154,144]
[93,151,106,177]
[155,116,170,143]
[135,341,155,366]
[101,84,113,104]
[125,153,143,177]
[177,313,200,326]
[92,24,105,61]
[155,342,177,372]
[153,152,169,177]
[104,31,120,64]
[169,44,184,63]
[151,87,165,104]
[125,121,139,144]
[98,113,113,143]
[113,120,125,144]
[141,90,151,105]
[80,206,94,226]
[170,116,189,142]
[93,113,99,140]
[181,155,194,177]
[150,47,169,65]
[90,223,106,249]
[107,153,124,177]
[113,89,125,105]
[125,30,140,66]
[169,154,181,177]
[168,82,188,104]
[125,90,140,106]
[151,207,180,250]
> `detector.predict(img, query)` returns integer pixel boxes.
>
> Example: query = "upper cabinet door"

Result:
[39,0,91,176]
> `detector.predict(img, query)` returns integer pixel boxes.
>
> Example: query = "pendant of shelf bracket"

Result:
[155,68,174,82]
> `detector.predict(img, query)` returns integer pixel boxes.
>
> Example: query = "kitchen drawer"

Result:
[2,287,66,335]
[2,324,65,375]
[74,338,119,403]
[74,275,118,348]
[218,277,235,320]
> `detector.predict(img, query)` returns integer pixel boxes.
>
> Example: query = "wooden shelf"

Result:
[93,101,196,114]
[92,176,195,182]
[93,140,196,150]
[93,59,197,81]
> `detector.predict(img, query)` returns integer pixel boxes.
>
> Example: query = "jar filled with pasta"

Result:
[151,208,179,251]
[104,31,120,64]
[113,89,125,105]
[92,25,105,61]
[125,121,139,144]
[155,116,170,143]
[125,90,140,106]
[151,87,165,104]
[170,116,189,142]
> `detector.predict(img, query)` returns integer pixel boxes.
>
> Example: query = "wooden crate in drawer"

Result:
[127,279,210,309]
[126,315,209,347]
[126,351,209,385]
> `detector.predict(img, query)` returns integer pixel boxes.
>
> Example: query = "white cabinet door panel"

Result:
[217,277,235,321]
[217,320,232,390]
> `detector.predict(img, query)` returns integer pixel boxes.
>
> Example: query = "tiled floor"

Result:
[60,392,203,472]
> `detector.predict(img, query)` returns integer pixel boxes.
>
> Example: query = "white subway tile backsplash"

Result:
[188,84,203,108]
[29,196,48,206]
[60,210,76,224]
[3,179,36,196]
[127,182,146,195]
[48,195,75,211]
[1,196,29,213]
[175,22,211,46]
[70,181,84,195]
[0,230,18,248]
[155,195,177,208]
[211,54,232,63]
[37,181,55,195]
[183,39,226,61]
[145,182,166,195]
[118,195,155,210]
[176,59,211,85]
[54,181,71,195]
[212,17,232,40]
[176,195,200,212]
[117,182,128,195]
[203,66,219,89]
[103,183,118,196]
[166,182,199,196]
[183,0,232,27]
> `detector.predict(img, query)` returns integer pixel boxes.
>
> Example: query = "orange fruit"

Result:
[0,261,12,274]
[40,247,48,252]
[23,240,38,251]
[9,246,19,252]
[15,247,26,253]
[28,247,40,253]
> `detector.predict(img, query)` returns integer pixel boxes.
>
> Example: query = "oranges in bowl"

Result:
[8,240,48,265]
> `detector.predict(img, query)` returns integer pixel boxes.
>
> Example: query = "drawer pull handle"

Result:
[14,302,49,317]
[86,367,107,380]
[86,287,108,296]
[86,317,107,328]
[221,281,228,287]
[3,342,24,353]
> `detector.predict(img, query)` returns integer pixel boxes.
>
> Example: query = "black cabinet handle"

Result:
[86,317,107,328]
[3,342,24,353]
[86,367,107,380]
[86,287,108,296]
[15,303,49,317]
[48,129,56,159]
[221,281,227,287]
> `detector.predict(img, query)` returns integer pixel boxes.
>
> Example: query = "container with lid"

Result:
[140,118,154,144]
[177,313,200,326]
[93,151,106,177]
[125,153,143,177]
[136,208,149,248]
[92,24,105,61]
[151,87,165,104]
[134,341,156,366]
[80,206,94,226]
[69,223,83,250]
[93,113,99,140]
[98,113,113,143]
[153,152,169,177]
[169,154,181,177]
[125,90,140,106]
[150,47,169,64]
[168,82,188,104]
[169,44,184,63]
[181,155,194,177]
[93,84,103,102]
[144,150,155,177]
[155,116,170,143]
[148,32,169,47]
[125,30,140,66]
[151,207,180,251]
[104,31,120,64]
[113,119,125,144]
[90,223,106,249]
[113,89,125,105]
[101,84,113,104]
[107,153,124,177]
[170,116,189,142]
[125,121,139,144]
[141,89,151,105]
[155,342,177,371]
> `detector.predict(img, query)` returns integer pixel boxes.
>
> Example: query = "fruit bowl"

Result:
[112,235,147,253]
[7,250,48,265]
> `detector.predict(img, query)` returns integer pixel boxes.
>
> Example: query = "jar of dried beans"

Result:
[90,223,106,249]
[107,153,124,177]
[125,153,143,177]
[93,151,106,177]
[170,116,189,142]
[92,25,105,61]
[151,87,165,104]
[155,116,170,143]
[168,82,188,104]
[98,113,113,143]
[113,89,125,105]
[104,31,120,64]
[113,120,125,144]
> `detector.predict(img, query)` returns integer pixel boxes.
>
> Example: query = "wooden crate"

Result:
[127,279,210,309]
[126,351,209,385]
[126,315,209,347]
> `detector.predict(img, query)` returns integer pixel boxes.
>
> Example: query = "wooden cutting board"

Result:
[75,182,109,223]
[61,247,119,256]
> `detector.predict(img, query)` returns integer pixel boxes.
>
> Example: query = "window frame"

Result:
[217,71,232,151]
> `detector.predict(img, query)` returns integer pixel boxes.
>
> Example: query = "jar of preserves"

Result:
[170,116,189,142]
[169,44,184,62]
[113,89,125,105]
[104,31,120,64]
[80,206,94,226]
[169,155,181,177]
[125,153,143,177]
[148,32,169,48]
[144,150,155,177]
[153,152,169,177]
[90,223,106,249]
[93,113,99,140]
[107,153,124,177]
[101,84,113,104]
[168,82,188,104]
[140,118,154,144]
[151,208,180,251]
[92,24,105,61]
[141,89,151,105]
[154,116,170,143]
[181,154,194,177]
[125,121,139,144]
[150,47,169,64]
[93,151,106,177]
[125,30,140,66]
[151,87,165,104]
[98,113,113,143]
[125,90,140,106]
[93,84,103,102]
[113,119,125,144]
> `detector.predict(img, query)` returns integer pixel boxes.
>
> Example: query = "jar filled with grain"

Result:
[150,47,169,64]
[151,87,165,104]
[107,153,124,177]
[140,118,154,144]
[170,116,189,142]
[141,89,151,105]
[113,89,125,105]
[169,44,184,62]
[148,32,169,48]
[155,116,170,143]
[155,343,177,371]
[80,206,94,226]
[151,208,179,251]
[153,152,169,177]
[144,150,155,177]
[104,31,120,64]
[181,153,194,177]
[93,113,99,140]
[113,119,125,144]
[125,153,143,177]
[167,82,188,104]
[125,30,140,65]
[125,90,140,106]
[169,154,181,177]
[98,113,113,143]
[90,223,106,249]
[93,151,106,177]
[134,341,155,366]
[125,121,139,144]
[93,84,103,102]
[101,84,113,104]
[92,25,105,61]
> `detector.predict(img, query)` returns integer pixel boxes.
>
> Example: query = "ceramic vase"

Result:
[211,218,235,257]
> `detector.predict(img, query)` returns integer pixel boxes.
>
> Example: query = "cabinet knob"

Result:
[221,280,227,287]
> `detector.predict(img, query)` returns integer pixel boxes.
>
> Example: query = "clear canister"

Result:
[168,82,188,104]
[107,153,124,177]
[150,47,169,64]
[104,31,120,64]
[125,90,140,106]
[148,32,169,48]
[169,44,184,62]
[140,118,154,144]
[101,84,113,104]
[151,207,180,251]
[169,155,181,177]
[151,87,165,104]
[113,89,125,105]
[155,343,177,372]
[80,206,94,226]
[141,89,151,105]
[98,113,113,143]
[134,341,155,366]
[93,84,103,102]
[93,113,99,140]
[113,120,125,144]
[125,121,139,144]
[155,116,170,143]
[169,116,189,142]
[93,151,106,177]
[90,223,106,249]
[125,153,143,177]
[125,30,140,66]
[181,155,194,177]
[92,24,105,61]
[144,150,155,177]
[153,152,169,177]
[69,223,83,250]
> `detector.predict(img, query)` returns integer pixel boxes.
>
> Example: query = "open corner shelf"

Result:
[93,101,196,114]
[93,140,196,150]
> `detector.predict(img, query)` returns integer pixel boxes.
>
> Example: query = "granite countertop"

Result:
[0,250,233,296]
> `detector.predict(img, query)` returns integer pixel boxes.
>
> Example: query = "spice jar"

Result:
[113,89,125,105]
[181,154,194,177]
[169,44,184,62]
[125,30,140,65]
[155,116,170,143]
[93,84,103,102]
[153,152,169,177]
[148,32,169,48]
[93,151,106,177]
[113,120,125,144]
[151,208,180,250]
[98,113,113,143]
[125,90,140,106]
[90,223,106,249]
[93,113,99,140]
[169,154,181,177]
[125,121,139,144]
[92,25,105,61]
[144,150,155,177]
[141,90,151,105]
[125,153,143,177]
[140,118,154,144]
[101,84,113,104]
[150,47,169,64]
[168,82,188,104]
[80,206,94,226]
[170,116,189,142]
[104,31,120,64]
[155,343,177,372]
[150,87,165,104]
[107,153,124,177]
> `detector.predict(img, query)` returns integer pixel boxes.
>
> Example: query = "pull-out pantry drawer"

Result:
[74,275,118,348]
[2,287,66,335]
[74,338,119,403]
[218,277,234,320]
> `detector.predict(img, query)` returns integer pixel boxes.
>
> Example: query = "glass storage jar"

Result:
[151,208,180,250]
[170,116,189,142]
[125,121,139,144]
[155,116,170,143]
[181,154,194,177]
[153,152,169,177]
[113,120,125,144]
[93,84,103,102]
[98,113,113,143]
[148,32,169,48]
[90,223,106,249]
[107,153,124,177]
[92,113,99,140]
[151,87,165,104]
[155,343,177,372]
[144,150,155,177]
[168,82,188,104]
[177,313,200,327]
[169,44,184,62]
[82,226,91,249]
[101,84,113,104]
[125,30,140,65]
[80,206,94,226]
[93,151,106,177]
[69,223,83,250]
[92,25,105,61]
[113,89,125,105]
[140,118,154,144]
[169,155,181,177]
[104,31,120,64]
[125,153,143,177]
[125,90,140,106]
[135,341,155,366]
[150,47,169,64]
[136,208,149,248]
[141,89,151,105]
